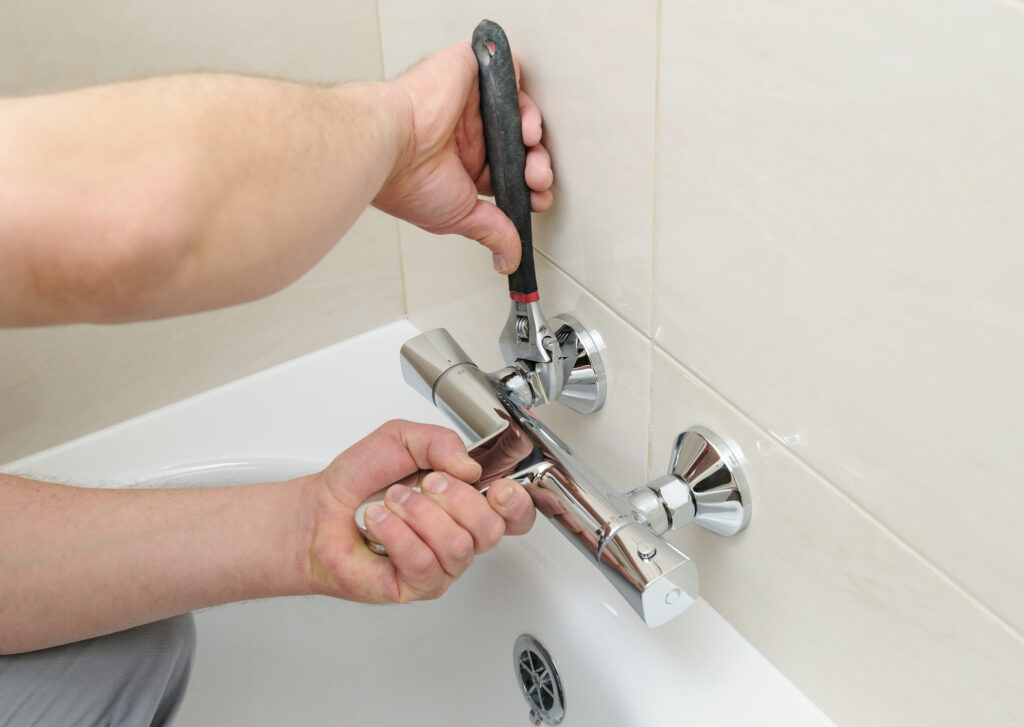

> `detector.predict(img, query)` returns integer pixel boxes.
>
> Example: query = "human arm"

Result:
[0,42,552,326]
[0,420,534,654]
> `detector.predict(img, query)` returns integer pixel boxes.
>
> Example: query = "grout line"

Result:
[373,6,411,314]
[652,340,1024,646]
[646,338,657,480]
[646,0,663,480]
[373,0,388,80]
[649,0,663,339]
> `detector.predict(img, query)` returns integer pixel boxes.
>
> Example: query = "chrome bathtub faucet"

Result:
[356,327,751,628]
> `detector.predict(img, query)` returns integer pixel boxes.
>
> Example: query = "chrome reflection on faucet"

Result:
[355,328,752,629]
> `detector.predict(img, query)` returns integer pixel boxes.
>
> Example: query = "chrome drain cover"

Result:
[513,634,565,725]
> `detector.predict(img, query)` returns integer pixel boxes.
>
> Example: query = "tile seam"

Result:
[649,0,662,340]
[647,0,663,480]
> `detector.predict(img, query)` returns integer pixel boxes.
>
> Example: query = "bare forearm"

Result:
[0,472,313,654]
[0,75,411,325]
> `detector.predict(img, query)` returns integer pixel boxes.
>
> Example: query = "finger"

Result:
[480,150,552,205]
[385,481,476,579]
[519,90,543,147]
[487,479,536,536]
[385,420,482,484]
[474,164,493,196]
[448,197,523,274]
[362,501,449,601]
[328,420,480,506]
[525,145,553,192]
[422,472,506,553]
[530,189,554,213]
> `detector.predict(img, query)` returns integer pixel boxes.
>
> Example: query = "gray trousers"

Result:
[0,614,195,727]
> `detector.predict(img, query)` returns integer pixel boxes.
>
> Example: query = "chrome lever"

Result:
[628,428,751,538]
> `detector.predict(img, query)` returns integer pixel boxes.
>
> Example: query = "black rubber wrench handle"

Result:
[473,19,538,302]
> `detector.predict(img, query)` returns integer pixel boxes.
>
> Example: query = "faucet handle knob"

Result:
[630,427,751,537]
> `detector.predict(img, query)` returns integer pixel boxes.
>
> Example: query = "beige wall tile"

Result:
[654,0,1024,630]
[378,1,658,332]
[650,348,1023,725]
[400,222,650,487]
[1,209,403,463]
[0,0,383,94]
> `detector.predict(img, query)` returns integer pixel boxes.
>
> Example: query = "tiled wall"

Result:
[0,0,404,462]
[379,2,1024,724]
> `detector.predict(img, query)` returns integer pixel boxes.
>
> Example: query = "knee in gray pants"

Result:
[0,613,196,727]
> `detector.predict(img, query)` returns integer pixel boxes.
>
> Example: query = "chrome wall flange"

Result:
[548,313,606,414]
[669,427,750,536]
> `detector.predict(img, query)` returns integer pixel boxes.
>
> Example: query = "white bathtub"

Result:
[6,320,833,726]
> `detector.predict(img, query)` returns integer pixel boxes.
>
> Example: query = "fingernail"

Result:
[388,486,411,504]
[494,253,508,273]
[366,505,389,522]
[423,472,448,494]
[497,483,516,506]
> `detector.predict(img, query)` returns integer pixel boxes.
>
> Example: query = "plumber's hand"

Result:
[373,41,554,275]
[303,419,535,604]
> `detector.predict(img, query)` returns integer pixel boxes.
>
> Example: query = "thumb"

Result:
[448,198,523,274]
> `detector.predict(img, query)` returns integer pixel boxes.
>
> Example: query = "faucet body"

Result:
[373,328,747,627]
[356,328,749,627]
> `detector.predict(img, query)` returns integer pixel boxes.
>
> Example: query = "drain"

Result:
[513,634,566,725]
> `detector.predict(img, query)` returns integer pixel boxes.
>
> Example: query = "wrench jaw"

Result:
[497,300,605,413]
[499,300,552,366]
[498,299,564,405]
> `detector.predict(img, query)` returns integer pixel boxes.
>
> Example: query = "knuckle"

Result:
[422,581,450,601]
[449,531,475,564]
[477,513,506,552]
[378,419,405,434]
[440,428,464,450]
[401,579,450,603]
[393,588,416,605]
[405,549,437,578]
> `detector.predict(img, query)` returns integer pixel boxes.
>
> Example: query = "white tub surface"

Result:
[7,320,834,727]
